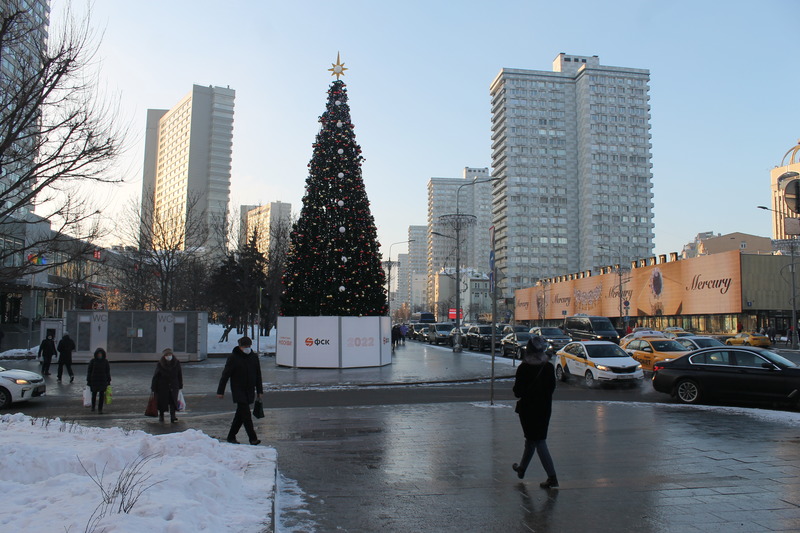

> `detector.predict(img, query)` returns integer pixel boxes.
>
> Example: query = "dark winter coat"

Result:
[38,337,57,359]
[216,346,263,404]
[86,355,111,393]
[57,336,76,364]
[513,360,556,441]
[151,356,183,411]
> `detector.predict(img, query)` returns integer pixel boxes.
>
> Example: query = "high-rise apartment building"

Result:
[406,225,428,311]
[395,252,409,311]
[140,84,235,253]
[427,167,493,311]
[241,202,292,259]
[0,0,50,214]
[490,54,654,297]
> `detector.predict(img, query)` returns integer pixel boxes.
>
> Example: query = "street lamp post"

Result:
[385,240,414,321]
[757,205,799,349]
[438,177,500,352]
[598,244,627,327]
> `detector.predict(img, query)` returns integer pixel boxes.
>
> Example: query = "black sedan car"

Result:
[529,326,572,354]
[501,332,532,358]
[466,325,496,352]
[652,346,800,408]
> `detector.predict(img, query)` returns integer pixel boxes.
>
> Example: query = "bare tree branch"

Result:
[0,5,126,280]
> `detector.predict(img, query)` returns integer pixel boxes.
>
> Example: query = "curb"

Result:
[261,376,516,392]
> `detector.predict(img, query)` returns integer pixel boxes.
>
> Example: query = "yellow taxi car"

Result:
[725,332,771,347]
[620,336,691,372]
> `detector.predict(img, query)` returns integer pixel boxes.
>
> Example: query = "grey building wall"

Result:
[67,310,208,362]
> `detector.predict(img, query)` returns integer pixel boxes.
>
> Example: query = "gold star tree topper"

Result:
[328,52,348,79]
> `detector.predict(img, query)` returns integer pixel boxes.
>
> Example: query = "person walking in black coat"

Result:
[216,336,263,445]
[512,335,559,488]
[151,348,183,423]
[56,334,76,383]
[38,335,57,376]
[86,347,111,413]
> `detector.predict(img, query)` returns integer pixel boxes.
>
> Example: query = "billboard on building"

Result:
[516,250,742,321]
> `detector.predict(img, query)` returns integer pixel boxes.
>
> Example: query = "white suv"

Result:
[427,323,454,345]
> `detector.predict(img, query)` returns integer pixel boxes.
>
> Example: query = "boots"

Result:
[540,476,559,489]
[158,412,165,422]
[512,463,525,479]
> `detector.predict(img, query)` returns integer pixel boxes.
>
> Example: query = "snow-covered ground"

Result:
[0,413,276,532]
[0,324,297,533]
[206,323,277,355]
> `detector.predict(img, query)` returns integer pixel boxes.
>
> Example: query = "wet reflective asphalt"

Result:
[4,342,800,532]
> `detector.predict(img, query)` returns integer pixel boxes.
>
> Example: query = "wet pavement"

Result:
[4,342,800,532]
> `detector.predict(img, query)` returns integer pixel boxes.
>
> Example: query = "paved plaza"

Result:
[5,341,800,532]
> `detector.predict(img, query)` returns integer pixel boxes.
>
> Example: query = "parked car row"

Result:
[400,320,799,412]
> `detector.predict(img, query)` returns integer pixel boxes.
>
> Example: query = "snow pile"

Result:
[203,323,277,355]
[0,414,276,532]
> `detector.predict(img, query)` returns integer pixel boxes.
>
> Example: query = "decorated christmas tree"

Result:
[281,54,387,317]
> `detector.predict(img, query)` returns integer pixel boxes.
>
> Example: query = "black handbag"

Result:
[253,399,265,419]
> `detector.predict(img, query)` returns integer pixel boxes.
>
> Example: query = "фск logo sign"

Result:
[305,337,331,347]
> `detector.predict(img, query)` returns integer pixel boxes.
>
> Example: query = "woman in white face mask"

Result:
[151,348,183,422]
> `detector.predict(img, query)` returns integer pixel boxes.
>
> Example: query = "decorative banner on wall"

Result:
[296,316,340,368]
[516,250,742,321]
[276,315,393,368]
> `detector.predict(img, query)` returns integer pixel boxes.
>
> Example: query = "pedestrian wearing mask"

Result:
[151,348,183,423]
[86,348,111,413]
[512,335,559,488]
[56,333,76,383]
[216,336,263,445]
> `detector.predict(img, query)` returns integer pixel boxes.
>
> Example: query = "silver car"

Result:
[674,335,725,351]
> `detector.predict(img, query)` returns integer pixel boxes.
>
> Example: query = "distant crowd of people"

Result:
[390,324,409,348]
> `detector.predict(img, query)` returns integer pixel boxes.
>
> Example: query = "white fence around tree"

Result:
[276,316,391,368]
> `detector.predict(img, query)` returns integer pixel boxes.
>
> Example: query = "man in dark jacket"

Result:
[217,336,263,445]
[56,333,76,383]
[37,335,57,376]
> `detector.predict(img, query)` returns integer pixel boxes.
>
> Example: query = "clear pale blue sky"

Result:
[54,0,800,263]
